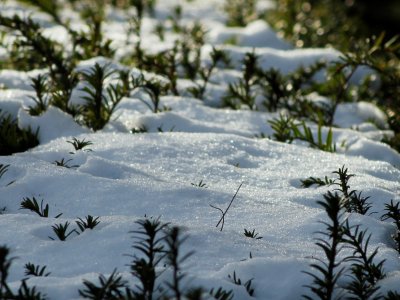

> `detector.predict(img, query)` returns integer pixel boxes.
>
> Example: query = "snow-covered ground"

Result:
[0,1,400,299]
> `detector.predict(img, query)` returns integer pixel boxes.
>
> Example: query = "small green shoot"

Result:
[27,74,49,116]
[301,176,334,188]
[268,114,295,143]
[163,226,194,300]
[79,269,128,299]
[227,271,255,296]
[128,217,168,299]
[224,0,257,27]
[303,191,346,300]
[268,115,336,152]
[140,78,170,113]
[20,197,62,218]
[342,220,385,299]
[0,110,40,155]
[49,222,79,241]
[223,51,259,110]
[67,137,93,153]
[53,158,79,169]
[291,121,336,153]
[191,180,208,188]
[76,215,100,232]
[187,47,231,100]
[333,166,372,214]
[24,263,51,277]
[0,246,46,299]
[381,200,400,254]
[130,125,148,134]
[209,287,234,300]
[0,164,9,179]
[79,63,124,131]
[244,228,263,239]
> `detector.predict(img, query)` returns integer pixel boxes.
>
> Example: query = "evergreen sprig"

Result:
[342,221,385,299]
[0,110,39,155]
[79,270,128,299]
[303,191,346,300]
[0,246,47,299]
[128,217,168,299]
[79,63,124,131]
[381,200,400,254]
[24,263,51,277]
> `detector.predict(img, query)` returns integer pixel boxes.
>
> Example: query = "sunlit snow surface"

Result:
[1,0,400,299]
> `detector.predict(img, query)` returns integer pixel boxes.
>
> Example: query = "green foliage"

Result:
[209,287,234,300]
[0,14,77,110]
[301,176,334,188]
[191,180,208,188]
[67,137,93,152]
[244,228,263,239]
[303,191,346,300]
[259,62,326,114]
[71,1,115,60]
[0,246,47,300]
[129,73,170,113]
[79,217,202,300]
[128,217,168,299]
[79,269,128,299]
[140,78,170,113]
[178,22,207,80]
[337,34,400,150]
[266,0,367,50]
[0,110,40,155]
[333,166,372,215]
[167,5,183,34]
[20,197,62,218]
[130,125,148,134]
[268,114,336,152]
[342,221,385,299]
[20,197,49,217]
[384,291,400,300]
[27,74,49,116]
[0,164,9,180]
[16,0,62,25]
[163,227,194,300]
[224,0,258,27]
[79,63,126,130]
[303,166,389,299]
[49,221,79,241]
[223,52,259,110]
[53,158,79,168]
[266,2,400,144]
[258,68,289,112]
[24,263,51,277]
[135,49,176,95]
[187,47,231,100]
[267,114,294,142]
[224,58,327,115]
[381,200,400,254]
[76,215,101,232]
[227,271,254,297]
[290,120,336,153]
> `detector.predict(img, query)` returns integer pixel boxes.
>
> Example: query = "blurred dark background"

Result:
[348,0,400,37]
[266,0,400,50]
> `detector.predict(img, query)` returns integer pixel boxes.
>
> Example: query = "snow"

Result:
[207,20,292,49]
[1,0,400,299]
